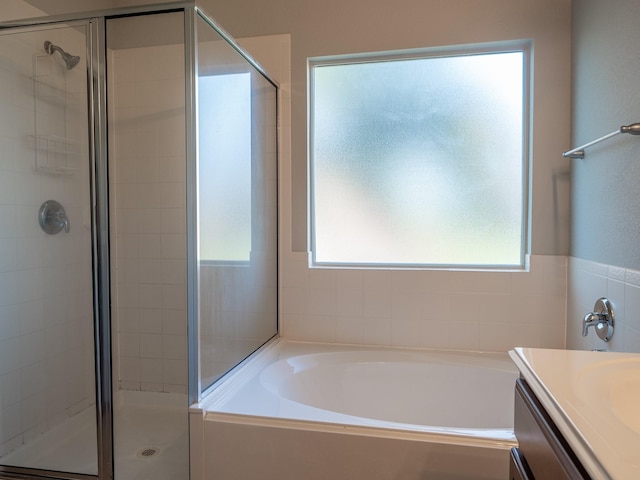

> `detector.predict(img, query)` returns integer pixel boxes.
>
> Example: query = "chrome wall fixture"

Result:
[38,199,70,234]
[582,297,615,342]
[563,123,640,159]
[43,40,81,70]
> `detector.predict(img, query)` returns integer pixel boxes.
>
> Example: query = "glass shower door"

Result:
[0,21,98,477]
[195,10,279,393]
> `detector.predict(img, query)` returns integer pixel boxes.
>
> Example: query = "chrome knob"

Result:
[38,200,70,235]
[582,297,614,342]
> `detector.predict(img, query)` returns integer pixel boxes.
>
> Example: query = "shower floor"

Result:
[113,390,189,480]
[0,391,188,480]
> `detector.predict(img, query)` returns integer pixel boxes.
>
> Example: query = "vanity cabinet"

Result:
[510,378,591,480]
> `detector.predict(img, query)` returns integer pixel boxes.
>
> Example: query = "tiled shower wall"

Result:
[108,31,288,394]
[280,254,567,352]
[567,257,640,352]
[266,33,568,352]
[0,25,95,455]
[109,43,188,394]
[263,29,567,354]
[246,20,568,353]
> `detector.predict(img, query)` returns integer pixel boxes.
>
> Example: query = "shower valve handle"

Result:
[582,297,614,342]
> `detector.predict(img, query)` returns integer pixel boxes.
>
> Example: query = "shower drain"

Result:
[137,447,159,458]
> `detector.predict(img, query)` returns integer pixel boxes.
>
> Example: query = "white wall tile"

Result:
[160,234,186,259]
[19,331,45,367]
[335,315,363,344]
[308,288,336,316]
[138,234,161,259]
[161,259,185,285]
[624,284,640,331]
[309,268,336,289]
[158,156,186,183]
[159,183,185,209]
[623,326,640,352]
[160,208,185,234]
[162,309,186,336]
[0,206,17,237]
[119,333,139,357]
[139,358,163,384]
[450,271,512,295]
[448,322,480,351]
[362,315,392,346]
[139,309,161,334]
[566,257,640,352]
[0,272,18,307]
[306,314,336,343]
[140,333,163,359]
[391,315,422,348]
[336,287,363,317]
[0,305,19,341]
[139,284,162,308]
[280,287,308,316]
[162,334,186,360]
[161,285,185,309]
[18,300,44,335]
[0,370,21,407]
[138,259,162,284]
[162,358,186,385]
[1,402,22,443]
[138,209,162,234]
[0,238,17,272]
[282,254,567,351]
[119,357,140,383]
[335,269,363,291]
[391,288,426,320]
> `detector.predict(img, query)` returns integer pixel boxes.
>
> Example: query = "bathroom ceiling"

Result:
[25,0,116,15]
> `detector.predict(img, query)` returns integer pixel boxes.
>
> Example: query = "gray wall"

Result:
[571,0,640,270]
[21,0,573,259]
[204,0,572,256]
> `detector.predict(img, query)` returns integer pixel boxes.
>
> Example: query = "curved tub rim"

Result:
[194,338,518,448]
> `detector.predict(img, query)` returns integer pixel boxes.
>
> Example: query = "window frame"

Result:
[307,40,532,270]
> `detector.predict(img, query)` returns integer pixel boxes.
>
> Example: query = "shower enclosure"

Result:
[0,3,278,479]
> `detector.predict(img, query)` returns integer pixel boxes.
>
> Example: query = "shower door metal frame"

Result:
[89,16,113,480]
[0,15,112,480]
[189,5,281,402]
[0,3,280,478]
[0,5,195,480]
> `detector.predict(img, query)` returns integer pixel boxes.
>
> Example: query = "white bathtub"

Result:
[190,339,519,480]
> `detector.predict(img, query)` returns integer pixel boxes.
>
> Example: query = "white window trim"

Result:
[307,40,532,270]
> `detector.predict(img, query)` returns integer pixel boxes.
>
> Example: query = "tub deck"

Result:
[190,339,519,480]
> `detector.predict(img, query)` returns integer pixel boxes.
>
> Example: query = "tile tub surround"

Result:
[109,41,188,394]
[262,14,568,355]
[191,340,517,480]
[279,254,567,352]
[567,256,640,352]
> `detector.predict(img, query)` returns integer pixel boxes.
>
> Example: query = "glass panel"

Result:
[106,12,189,480]
[311,50,525,267]
[198,72,252,262]
[197,14,278,392]
[0,22,97,475]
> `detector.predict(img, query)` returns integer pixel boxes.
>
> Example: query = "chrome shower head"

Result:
[44,40,80,70]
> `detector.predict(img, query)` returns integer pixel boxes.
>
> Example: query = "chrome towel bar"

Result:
[563,123,640,159]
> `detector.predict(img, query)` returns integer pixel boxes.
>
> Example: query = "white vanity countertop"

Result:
[509,347,640,480]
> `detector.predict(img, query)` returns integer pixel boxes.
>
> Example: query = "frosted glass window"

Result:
[310,47,528,267]
[199,72,251,262]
